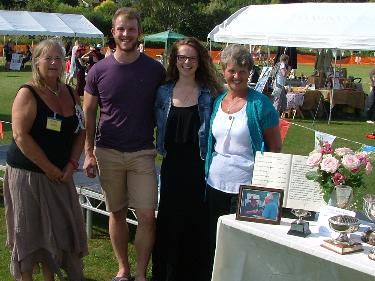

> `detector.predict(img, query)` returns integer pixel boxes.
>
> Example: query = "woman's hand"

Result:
[61,163,75,183]
[45,165,64,183]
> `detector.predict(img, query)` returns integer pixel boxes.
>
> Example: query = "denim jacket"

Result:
[154,82,213,159]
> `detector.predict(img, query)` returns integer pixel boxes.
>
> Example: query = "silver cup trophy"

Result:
[361,194,375,260]
[287,209,311,237]
[321,215,363,254]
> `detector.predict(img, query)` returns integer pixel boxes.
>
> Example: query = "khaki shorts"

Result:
[94,147,158,212]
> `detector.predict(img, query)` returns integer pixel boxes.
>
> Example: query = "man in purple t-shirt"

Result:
[83,7,165,281]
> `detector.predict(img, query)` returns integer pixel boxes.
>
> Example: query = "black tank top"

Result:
[7,84,80,173]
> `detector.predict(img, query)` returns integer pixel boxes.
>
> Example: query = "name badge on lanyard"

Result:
[46,113,62,132]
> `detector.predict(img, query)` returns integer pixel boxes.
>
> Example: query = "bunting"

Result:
[314,131,336,149]
[279,118,290,142]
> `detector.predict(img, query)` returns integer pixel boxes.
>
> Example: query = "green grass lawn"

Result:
[1,63,375,280]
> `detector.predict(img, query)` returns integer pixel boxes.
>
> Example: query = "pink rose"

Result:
[306,152,322,167]
[320,156,340,173]
[332,172,345,185]
[342,154,360,171]
[335,147,354,157]
[320,141,334,155]
[366,162,373,174]
[356,152,370,166]
[351,167,360,174]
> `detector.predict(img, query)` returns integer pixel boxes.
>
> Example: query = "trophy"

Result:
[287,209,311,237]
[361,194,375,260]
[321,215,363,255]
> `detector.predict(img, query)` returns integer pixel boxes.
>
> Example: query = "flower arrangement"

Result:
[306,141,373,203]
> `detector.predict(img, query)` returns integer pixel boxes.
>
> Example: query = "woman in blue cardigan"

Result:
[205,44,282,273]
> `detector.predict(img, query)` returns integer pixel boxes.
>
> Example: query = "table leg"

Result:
[295,107,304,119]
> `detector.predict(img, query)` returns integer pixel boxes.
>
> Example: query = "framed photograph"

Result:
[236,185,284,225]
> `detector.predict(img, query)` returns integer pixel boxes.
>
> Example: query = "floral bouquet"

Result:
[306,141,373,203]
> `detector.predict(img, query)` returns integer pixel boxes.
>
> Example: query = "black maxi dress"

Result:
[153,104,210,281]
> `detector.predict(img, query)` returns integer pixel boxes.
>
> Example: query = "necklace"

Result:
[226,96,241,115]
[44,82,60,96]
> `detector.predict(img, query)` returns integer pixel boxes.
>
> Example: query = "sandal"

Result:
[111,276,134,281]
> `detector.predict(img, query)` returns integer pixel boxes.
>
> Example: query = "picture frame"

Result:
[236,185,284,225]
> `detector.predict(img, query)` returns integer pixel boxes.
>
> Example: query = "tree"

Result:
[26,0,58,12]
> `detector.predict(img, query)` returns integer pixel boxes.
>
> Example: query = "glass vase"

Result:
[328,185,353,209]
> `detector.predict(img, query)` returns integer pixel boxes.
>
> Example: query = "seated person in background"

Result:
[21,45,32,68]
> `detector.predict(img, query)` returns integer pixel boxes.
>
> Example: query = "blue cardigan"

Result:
[205,88,279,177]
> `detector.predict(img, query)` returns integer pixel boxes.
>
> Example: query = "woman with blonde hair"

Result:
[4,38,87,281]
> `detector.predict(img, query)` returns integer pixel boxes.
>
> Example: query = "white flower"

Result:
[320,156,340,174]
[342,154,361,171]
[306,152,322,167]
[335,147,354,157]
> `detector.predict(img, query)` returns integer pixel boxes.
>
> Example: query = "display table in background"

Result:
[319,89,366,110]
[287,88,366,118]
[211,214,375,281]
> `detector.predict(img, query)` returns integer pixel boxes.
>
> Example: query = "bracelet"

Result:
[69,159,79,170]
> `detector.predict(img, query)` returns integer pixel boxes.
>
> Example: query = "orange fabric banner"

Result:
[279,118,290,142]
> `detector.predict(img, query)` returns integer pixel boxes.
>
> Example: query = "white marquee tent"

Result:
[208,3,375,50]
[0,10,103,38]
[208,2,375,122]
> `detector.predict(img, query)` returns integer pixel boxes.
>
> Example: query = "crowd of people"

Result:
[3,6,282,281]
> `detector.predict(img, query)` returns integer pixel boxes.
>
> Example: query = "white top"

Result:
[207,103,254,194]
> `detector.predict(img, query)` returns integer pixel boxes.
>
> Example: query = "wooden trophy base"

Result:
[321,239,363,255]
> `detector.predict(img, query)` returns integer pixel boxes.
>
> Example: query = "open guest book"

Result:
[251,152,325,212]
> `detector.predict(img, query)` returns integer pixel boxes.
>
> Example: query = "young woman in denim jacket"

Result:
[153,37,222,281]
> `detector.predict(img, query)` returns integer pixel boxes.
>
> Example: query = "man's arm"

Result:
[83,91,98,178]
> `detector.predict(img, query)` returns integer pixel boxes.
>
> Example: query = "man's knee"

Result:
[136,209,156,226]
[110,208,127,222]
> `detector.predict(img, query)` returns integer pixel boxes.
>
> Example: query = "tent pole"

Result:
[328,49,337,125]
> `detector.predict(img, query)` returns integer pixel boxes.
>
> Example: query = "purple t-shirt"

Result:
[85,53,165,152]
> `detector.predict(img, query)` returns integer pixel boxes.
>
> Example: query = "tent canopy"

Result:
[208,3,375,50]
[144,30,185,50]
[0,10,103,38]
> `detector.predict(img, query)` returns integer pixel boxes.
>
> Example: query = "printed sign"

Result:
[255,66,272,93]
[10,53,22,71]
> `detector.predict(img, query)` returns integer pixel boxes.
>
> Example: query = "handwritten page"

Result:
[252,152,292,190]
[251,152,325,212]
[286,155,325,212]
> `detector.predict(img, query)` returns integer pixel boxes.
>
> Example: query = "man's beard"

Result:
[117,39,138,53]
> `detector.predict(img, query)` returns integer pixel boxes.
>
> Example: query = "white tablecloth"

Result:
[286,92,305,110]
[211,214,375,281]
